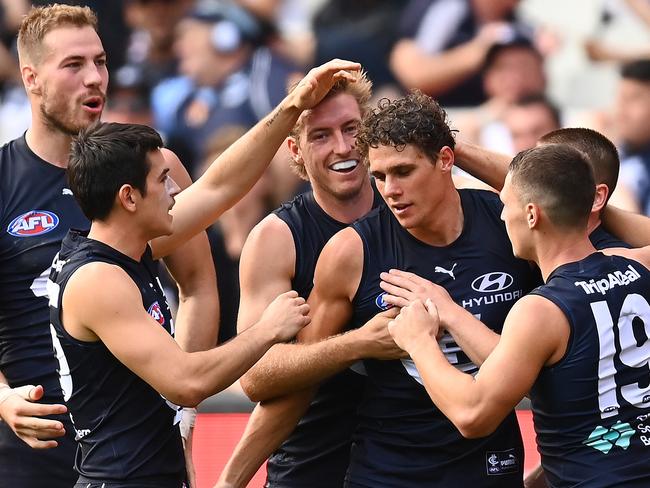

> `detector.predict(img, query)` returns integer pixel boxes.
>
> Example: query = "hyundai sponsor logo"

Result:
[471,272,513,293]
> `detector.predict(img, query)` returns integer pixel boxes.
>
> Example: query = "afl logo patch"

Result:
[147,301,165,326]
[375,292,393,311]
[7,210,59,237]
[471,272,513,293]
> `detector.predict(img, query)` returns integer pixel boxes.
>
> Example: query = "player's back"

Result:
[530,252,650,488]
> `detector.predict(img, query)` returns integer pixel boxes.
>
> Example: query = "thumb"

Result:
[11,384,40,401]
[425,299,438,319]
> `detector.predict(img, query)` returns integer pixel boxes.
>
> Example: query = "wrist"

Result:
[439,302,467,331]
[405,334,438,360]
[338,329,366,362]
[0,385,16,408]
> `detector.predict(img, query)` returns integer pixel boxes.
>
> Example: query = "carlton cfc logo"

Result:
[7,210,59,237]
[147,301,165,326]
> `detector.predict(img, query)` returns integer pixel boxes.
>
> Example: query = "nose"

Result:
[383,175,402,198]
[167,177,181,198]
[333,129,353,156]
[84,63,104,88]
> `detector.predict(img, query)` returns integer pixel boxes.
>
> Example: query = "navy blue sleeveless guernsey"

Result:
[346,189,539,488]
[529,252,650,488]
[589,225,631,250]
[265,189,383,488]
[49,231,185,486]
[0,135,86,486]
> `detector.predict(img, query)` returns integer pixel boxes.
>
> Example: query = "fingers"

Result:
[382,294,409,308]
[297,303,310,318]
[380,270,416,291]
[317,59,361,75]
[282,290,299,299]
[12,384,42,401]
[15,400,67,417]
[21,437,59,450]
[379,307,400,319]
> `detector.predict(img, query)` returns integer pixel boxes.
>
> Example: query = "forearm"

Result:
[444,306,500,366]
[175,288,219,352]
[453,141,510,191]
[408,339,483,434]
[166,232,219,352]
[177,326,277,406]
[602,205,650,247]
[217,390,313,488]
[240,332,361,402]
[197,100,302,208]
[391,39,490,96]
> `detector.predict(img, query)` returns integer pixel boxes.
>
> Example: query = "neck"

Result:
[587,211,601,235]
[532,228,597,282]
[25,118,74,168]
[409,187,463,246]
[87,218,149,262]
[312,179,375,224]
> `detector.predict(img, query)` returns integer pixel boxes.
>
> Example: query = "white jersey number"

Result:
[592,294,650,419]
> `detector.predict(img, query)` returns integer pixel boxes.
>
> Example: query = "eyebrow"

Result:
[159,168,170,180]
[59,51,107,65]
[306,118,359,136]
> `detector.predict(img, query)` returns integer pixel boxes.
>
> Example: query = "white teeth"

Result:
[331,160,357,171]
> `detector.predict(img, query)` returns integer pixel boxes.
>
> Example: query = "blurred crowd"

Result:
[2,0,650,340]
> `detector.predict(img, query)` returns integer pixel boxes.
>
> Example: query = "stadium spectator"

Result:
[151,0,301,174]
[390,0,527,107]
[614,59,650,215]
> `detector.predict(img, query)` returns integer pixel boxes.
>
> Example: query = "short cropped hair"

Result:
[508,144,595,229]
[357,90,456,163]
[69,122,163,221]
[17,4,98,65]
[289,70,373,180]
[539,127,619,202]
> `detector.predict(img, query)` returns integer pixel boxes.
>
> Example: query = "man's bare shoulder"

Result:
[320,227,363,266]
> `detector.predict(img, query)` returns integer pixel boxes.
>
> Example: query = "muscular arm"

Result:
[162,150,219,352]
[216,391,313,488]
[150,60,362,259]
[239,227,365,401]
[601,205,650,248]
[217,228,368,488]
[389,296,567,438]
[60,263,309,407]
[453,140,511,191]
[390,33,495,97]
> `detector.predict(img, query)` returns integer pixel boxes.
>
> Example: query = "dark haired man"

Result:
[0,5,217,487]
[380,128,643,486]
[225,90,538,487]
[47,58,360,487]
[386,143,650,487]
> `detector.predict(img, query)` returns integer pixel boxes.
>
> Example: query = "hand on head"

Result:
[289,59,361,111]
